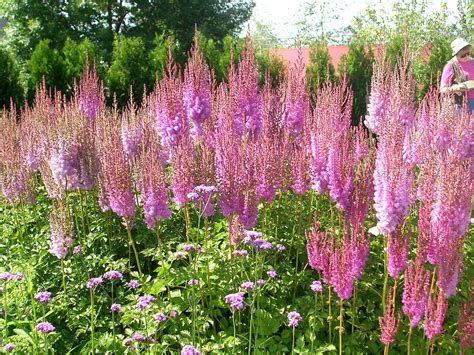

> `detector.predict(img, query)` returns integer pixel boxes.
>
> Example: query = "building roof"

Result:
[269,46,350,72]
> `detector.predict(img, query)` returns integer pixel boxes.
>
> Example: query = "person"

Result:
[440,38,474,114]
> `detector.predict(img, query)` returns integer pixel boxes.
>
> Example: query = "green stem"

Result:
[44,333,49,355]
[382,236,388,312]
[125,219,142,278]
[232,310,237,355]
[111,283,116,355]
[407,326,412,355]
[90,288,95,354]
[291,326,296,355]
[328,286,332,343]
[78,188,88,236]
[338,299,344,355]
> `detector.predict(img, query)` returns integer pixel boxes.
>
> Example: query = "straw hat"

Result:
[451,38,471,56]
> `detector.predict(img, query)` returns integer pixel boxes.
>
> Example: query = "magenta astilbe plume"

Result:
[137,128,171,228]
[424,288,448,341]
[169,136,195,207]
[457,281,474,352]
[289,137,310,196]
[330,239,355,300]
[387,229,409,279]
[402,258,431,327]
[230,38,261,139]
[435,244,463,298]
[49,203,75,259]
[348,224,371,280]
[96,115,135,218]
[183,36,211,138]
[379,286,400,345]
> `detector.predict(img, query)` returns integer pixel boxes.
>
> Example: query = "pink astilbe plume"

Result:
[183,33,211,139]
[155,48,188,149]
[283,52,306,137]
[255,77,281,202]
[96,111,136,218]
[78,55,103,121]
[49,202,75,259]
[364,54,391,134]
[402,258,431,327]
[169,134,196,207]
[289,134,310,196]
[0,106,32,204]
[306,214,334,284]
[215,86,245,218]
[348,222,371,280]
[137,126,171,229]
[330,234,356,300]
[121,92,143,160]
[424,287,448,341]
[230,37,261,139]
[387,228,410,279]
[372,90,414,236]
[379,286,400,345]
[457,280,474,353]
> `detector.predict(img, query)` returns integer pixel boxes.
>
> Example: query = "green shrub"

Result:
[0,45,24,108]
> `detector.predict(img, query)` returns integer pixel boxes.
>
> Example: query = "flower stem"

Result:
[90,288,95,354]
[232,310,237,355]
[382,236,388,312]
[407,326,412,355]
[338,298,344,355]
[125,219,142,278]
[291,326,296,355]
[328,286,332,343]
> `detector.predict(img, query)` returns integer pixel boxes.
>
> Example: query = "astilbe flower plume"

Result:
[330,234,356,300]
[457,280,474,353]
[372,91,413,236]
[230,37,261,139]
[284,54,306,136]
[183,35,211,138]
[77,55,103,121]
[424,288,448,341]
[387,229,410,279]
[402,258,431,327]
[121,96,143,160]
[348,223,371,280]
[96,113,136,218]
[137,127,171,229]
[379,286,400,345]
[49,203,75,259]
[306,214,334,284]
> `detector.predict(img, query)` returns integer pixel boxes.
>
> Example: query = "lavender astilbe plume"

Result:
[121,92,143,160]
[387,228,410,279]
[49,202,75,259]
[96,111,136,218]
[402,258,431,327]
[137,126,171,229]
[289,131,311,196]
[183,33,211,138]
[284,52,306,136]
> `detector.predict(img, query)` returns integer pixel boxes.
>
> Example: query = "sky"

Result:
[248,0,459,41]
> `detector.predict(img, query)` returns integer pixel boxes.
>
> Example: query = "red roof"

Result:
[269,46,350,72]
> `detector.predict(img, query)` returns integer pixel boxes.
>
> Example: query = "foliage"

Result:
[27,39,66,100]
[338,41,374,125]
[256,51,286,88]
[306,40,336,93]
[106,36,149,107]
[0,0,255,63]
[0,45,23,108]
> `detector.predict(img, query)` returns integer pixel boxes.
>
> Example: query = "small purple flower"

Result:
[4,343,15,353]
[136,295,155,309]
[103,270,123,280]
[124,337,133,345]
[169,310,177,318]
[15,273,25,281]
[155,312,167,323]
[0,272,13,281]
[86,277,103,289]
[240,281,255,290]
[111,303,121,313]
[35,291,52,304]
[276,244,286,252]
[244,230,263,239]
[188,279,199,286]
[257,279,266,286]
[73,245,82,254]
[148,336,155,343]
[195,185,217,194]
[310,280,323,293]
[182,244,196,252]
[288,311,302,327]
[187,192,199,200]
[267,270,277,279]
[133,333,146,342]
[181,344,201,355]
[254,239,272,250]
[175,251,187,259]
[232,250,248,257]
[127,280,139,289]
[224,292,245,310]
[196,248,204,254]
[35,321,55,334]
